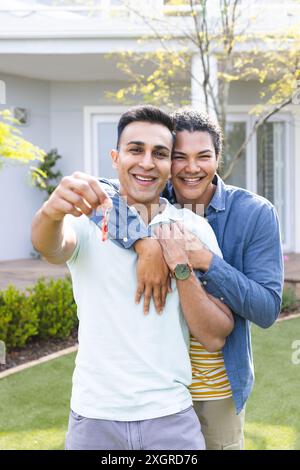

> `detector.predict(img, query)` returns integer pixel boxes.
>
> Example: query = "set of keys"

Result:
[101,207,110,242]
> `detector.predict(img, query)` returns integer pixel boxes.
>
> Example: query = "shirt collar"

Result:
[149,197,182,226]
[205,174,226,213]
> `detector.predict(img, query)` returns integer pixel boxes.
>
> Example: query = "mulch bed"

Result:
[1,310,299,373]
[0,328,78,372]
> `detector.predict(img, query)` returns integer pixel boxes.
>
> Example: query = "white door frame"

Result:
[83,106,127,175]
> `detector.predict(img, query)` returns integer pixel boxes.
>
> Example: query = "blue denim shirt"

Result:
[92,175,284,414]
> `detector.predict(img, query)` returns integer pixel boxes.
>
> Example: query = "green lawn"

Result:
[0,318,299,450]
[0,353,74,450]
[244,318,300,450]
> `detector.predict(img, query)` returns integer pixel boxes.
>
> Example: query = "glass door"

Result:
[257,121,286,242]
[92,116,119,178]
[84,107,125,179]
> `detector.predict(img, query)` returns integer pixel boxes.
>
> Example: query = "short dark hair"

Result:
[171,107,223,156]
[117,105,174,148]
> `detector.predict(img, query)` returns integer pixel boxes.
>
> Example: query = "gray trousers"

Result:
[65,405,205,450]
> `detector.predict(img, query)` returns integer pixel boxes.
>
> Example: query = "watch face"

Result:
[174,263,191,280]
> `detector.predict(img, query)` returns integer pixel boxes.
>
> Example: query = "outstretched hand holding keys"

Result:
[42,171,113,222]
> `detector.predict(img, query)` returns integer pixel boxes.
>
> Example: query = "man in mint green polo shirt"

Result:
[31,105,233,450]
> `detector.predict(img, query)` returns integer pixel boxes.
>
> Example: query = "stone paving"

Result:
[284,253,300,282]
[0,253,299,293]
[0,258,69,291]
[284,253,300,297]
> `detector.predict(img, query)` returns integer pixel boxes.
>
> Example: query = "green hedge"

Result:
[29,277,77,340]
[281,286,299,312]
[0,286,39,350]
[0,277,78,352]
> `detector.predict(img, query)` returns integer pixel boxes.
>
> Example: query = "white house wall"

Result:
[0,73,50,261]
[49,80,129,176]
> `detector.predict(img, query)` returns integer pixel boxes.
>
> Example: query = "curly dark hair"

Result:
[171,107,223,157]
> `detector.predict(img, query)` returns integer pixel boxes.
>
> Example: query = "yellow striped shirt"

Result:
[189,336,232,400]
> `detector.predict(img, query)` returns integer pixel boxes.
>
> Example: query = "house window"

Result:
[223,121,246,188]
[95,121,119,178]
[257,121,286,243]
[226,114,291,249]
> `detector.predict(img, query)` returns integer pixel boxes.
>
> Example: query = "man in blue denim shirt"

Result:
[95,108,284,449]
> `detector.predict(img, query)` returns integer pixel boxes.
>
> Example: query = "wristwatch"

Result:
[172,263,193,280]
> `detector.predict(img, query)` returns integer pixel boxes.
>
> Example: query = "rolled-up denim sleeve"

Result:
[93,178,150,249]
[196,205,284,328]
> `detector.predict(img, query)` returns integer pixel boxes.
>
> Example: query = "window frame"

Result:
[227,107,293,252]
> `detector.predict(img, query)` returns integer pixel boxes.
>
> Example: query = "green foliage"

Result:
[0,286,38,350]
[106,51,191,107]
[28,277,77,341]
[0,290,11,347]
[281,286,300,313]
[0,277,77,352]
[164,0,191,16]
[31,148,63,199]
[0,109,46,183]
[164,0,190,4]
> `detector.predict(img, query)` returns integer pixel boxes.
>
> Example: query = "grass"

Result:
[244,318,300,450]
[0,318,299,450]
[0,353,75,450]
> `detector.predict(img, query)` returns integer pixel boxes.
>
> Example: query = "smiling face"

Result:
[171,130,219,208]
[111,121,172,207]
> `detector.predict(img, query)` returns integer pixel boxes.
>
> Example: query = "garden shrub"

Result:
[0,277,77,352]
[29,277,78,340]
[0,285,38,350]
[0,290,12,347]
[281,286,299,312]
